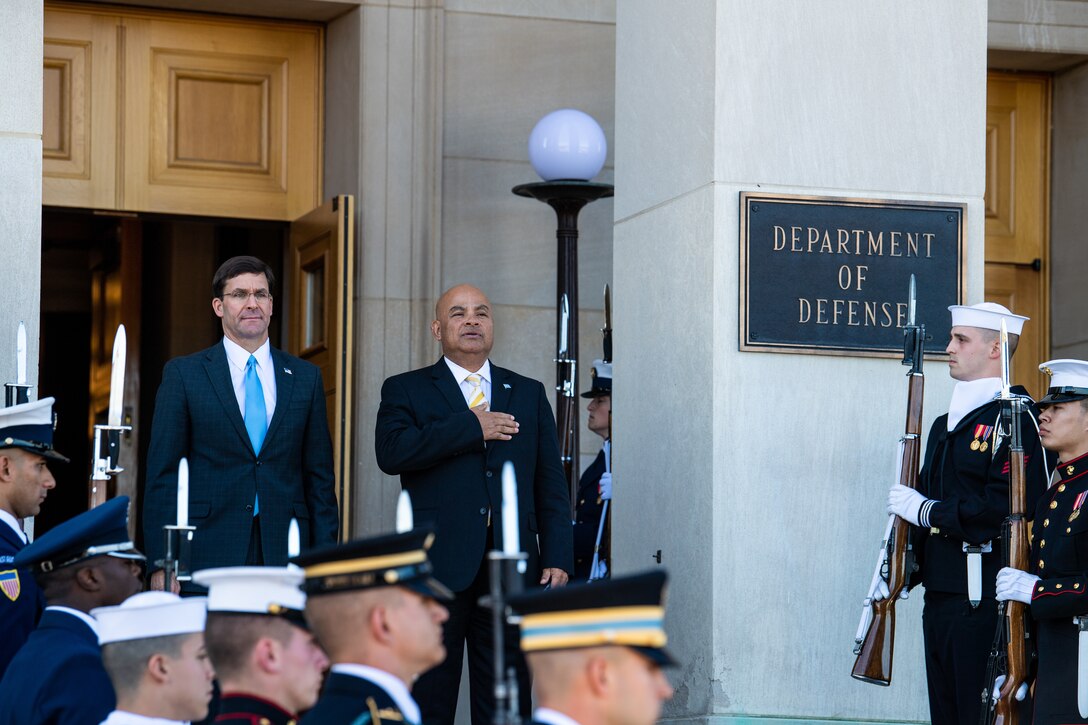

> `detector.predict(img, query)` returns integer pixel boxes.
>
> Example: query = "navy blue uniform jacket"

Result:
[375,359,573,592]
[144,342,339,577]
[0,608,115,724]
[0,522,41,681]
[911,388,1051,597]
[573,448,607,580]
[301,672,409,725]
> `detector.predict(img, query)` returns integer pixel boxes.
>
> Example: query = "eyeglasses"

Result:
[223,289,272,303]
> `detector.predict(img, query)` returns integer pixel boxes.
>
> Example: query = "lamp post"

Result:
[512,109,614,504]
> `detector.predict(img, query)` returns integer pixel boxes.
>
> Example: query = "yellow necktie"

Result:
[466,373,487,409]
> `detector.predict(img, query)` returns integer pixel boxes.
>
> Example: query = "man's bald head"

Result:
[431,284,494,370]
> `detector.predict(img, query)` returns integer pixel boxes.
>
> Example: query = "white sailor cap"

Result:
[1038,359,1088,406]
[191,566,307,627]
[93,591,207,645]
[581,360,612,399]
[948,303,1028,335]
[0,397,68,462]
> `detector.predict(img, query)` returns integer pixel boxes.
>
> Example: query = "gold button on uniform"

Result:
[1041,540,1046,548]
[1059,484,1068,493]
[1051,500,1059,510]
[1039,560,1046,569]
[1039,586,1045,592]
[1044,518,1050,527]
[1057,583,1064,589]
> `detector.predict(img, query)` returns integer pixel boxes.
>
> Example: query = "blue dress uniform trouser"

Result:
[923,590,998,725]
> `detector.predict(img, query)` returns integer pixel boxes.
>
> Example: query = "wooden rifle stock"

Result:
[993,412,1029,724]
[852,372,924,685]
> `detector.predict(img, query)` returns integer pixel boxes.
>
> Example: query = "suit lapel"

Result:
[265,348,295,445]
[432,359,469,413]
[489,365,512,414]
[203,343,254,454]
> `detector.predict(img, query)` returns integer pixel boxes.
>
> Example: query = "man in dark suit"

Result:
[144,256,339,592]
[0,496,145,725]
[294,529,452,725]
[0,397,66,680]
[375,283,573,725]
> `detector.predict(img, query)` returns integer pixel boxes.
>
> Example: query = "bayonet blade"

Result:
[1000,318,1012,399]
[396,490,413,533]
[16,322,26,385]
[559,294,570,356]
[907,275,917,328]
[108,325,126,427]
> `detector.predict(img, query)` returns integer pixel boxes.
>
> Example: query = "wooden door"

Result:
[985,72,1050,398]
[288,197,356,540]
[88,218,141,522]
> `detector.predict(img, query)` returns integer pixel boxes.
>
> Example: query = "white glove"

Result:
[991,674,1029,703]
[887,483,935,527]
[598,472,612,501]
[996,567,1040,604]
[869,578,909,602]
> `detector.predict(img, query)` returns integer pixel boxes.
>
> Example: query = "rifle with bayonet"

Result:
[89,324,131,508]
[982,319,1031,725]
[156,457,196,588]
[852,274,925,686]
[556,293,579,505]
[589,285,612,581]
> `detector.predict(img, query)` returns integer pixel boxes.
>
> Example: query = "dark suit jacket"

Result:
[0,522,41,682]
[0,608,115,725]
[301,672,409,725]
[375,359,573,592]
[144,341,339,579]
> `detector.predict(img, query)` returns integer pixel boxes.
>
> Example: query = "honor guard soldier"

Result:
[291,529,452,725]
[93,591,213,724]
[508,570,675,725]
[0,496,145,725]
[192,565,330,724]
[0,397,67,680]
[997,359,1088,724]
[573,361,612,580]
[881,303,1052,725]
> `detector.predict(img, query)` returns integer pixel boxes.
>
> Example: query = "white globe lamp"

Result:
[528,109,607,182]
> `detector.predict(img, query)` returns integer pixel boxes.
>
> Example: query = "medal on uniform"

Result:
[1071,492,1088,523]
[971,424,993,452]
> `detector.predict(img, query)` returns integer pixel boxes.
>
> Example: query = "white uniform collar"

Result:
[223,336,272,373]
[534,708,584,725]
[46,605,100,636]
[948,377,1002,431]
[0,509,27,543]
[100,711,187,724]
[330,663,421,724]
[443,357,491,386]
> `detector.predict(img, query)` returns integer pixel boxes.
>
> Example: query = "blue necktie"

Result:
[244,355,267,516]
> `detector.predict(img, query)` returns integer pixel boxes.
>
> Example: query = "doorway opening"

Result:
[39,206,287,547]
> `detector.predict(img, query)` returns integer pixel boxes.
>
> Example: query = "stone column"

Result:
[0,1,42,389]
[613,2,986,723]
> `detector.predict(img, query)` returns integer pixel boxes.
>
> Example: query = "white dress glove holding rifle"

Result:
[996,566,1039,605]
[887,482,936,527]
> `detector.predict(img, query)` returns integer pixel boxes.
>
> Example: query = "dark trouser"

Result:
[245,514,264,566]
[923,590,999,725]
[412,554,531,725]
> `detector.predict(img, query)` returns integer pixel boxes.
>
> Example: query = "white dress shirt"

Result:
[534,708,584,725]
[100,711,186,724]
[222,337,276,426]
[0,509,27,544]
[46,605,100,636]
[330,663,421,724]
[443,357,492,409]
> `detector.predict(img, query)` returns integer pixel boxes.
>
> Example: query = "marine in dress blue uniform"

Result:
[0,496,144,725]
[292,529,453,725]
[0,396,67,680]
[193,565,328,724]
[997,359,1088,725]
[573,362,611,581]
[885,303,1052,725]
[508,570,676,725]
